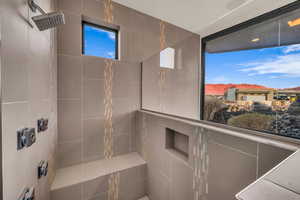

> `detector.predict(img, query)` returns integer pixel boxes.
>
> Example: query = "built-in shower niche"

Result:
[165,128,189,161]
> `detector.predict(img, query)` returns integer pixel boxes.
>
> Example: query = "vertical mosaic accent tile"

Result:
[159,20,167,112]
[158,69,167,112]
[192,128,209,200]
[104,59,114,159]
[47,153,56,186]
[160,21,167,51]
[103,59,120,200]
[103,0,114,23]
[141,113,148,160]
[108,173,120,200]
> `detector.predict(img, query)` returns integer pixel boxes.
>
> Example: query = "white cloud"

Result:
[107,51,115,58]
[240,54,300,77]
[269,75,281,79]
[107,32,116,40]
[283,44,300,54]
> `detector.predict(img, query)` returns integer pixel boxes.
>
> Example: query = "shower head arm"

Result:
[28,0,46,15]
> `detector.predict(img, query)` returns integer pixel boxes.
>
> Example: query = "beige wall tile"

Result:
[2,0,57,199]
[113,134,130,156]
[258,143,293,177]
[58,100,82,143]
[208,130,258,156]
[83,118,105,161]
[83,79,105,118]
[208,141,257,200]
[58,0,83,15]
[28,27,52,101]
[113,61,141,84]
[83,56,106,80]
[170,158,193,200]
[112,99,136,135]
[82,0,105,21]
[147,167,170,200]
[84,192,107,200]
[119,165,147,200]
[83,175,108,199]
[58,13,82,56]
[58,140,83,168]
[147,135,172,179]
[2,103,30,200]
[58,55,82,99]
[139,17,160,60]
[2,0,29,103]
[51,183,82,200]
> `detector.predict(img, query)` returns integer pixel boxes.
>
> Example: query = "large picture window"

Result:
[202,2,300,140]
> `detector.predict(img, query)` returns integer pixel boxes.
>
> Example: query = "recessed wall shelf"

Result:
[165,128,189,161]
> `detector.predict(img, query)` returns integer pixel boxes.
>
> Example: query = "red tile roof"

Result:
[205,84,269,96]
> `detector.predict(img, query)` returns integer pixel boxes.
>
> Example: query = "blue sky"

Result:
[84,24,116,59]
[205,44,300,89]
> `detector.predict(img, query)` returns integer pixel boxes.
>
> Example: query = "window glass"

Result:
[83,22,118,59]
[203,7,300,140]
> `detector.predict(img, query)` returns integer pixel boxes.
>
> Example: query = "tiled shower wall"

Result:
[142,35,200,119]
[136,111,294,200]
[1,0,58,199]
[57,0,198,167]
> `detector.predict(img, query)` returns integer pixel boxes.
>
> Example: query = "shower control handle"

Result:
[17,128,36,150]
[37,118,48,132]
[38,160,48,179]
[18,187,35,200]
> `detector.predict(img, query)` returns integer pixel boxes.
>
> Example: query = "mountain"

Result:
[205,84,269,96]
[282,87,300,91]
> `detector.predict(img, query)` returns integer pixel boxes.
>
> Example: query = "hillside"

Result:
[283,87,300,91]
[205,84,269,96]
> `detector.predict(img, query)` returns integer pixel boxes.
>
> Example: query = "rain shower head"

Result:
[28,0,65,31]
[32,11,65,31]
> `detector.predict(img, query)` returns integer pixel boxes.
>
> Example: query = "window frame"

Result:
[82,21,119,60]
[200,1,300,120]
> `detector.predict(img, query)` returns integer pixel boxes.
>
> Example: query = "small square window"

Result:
[160,47,175,69]
[82,22,118,59]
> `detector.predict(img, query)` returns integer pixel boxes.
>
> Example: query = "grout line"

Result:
[58,53,83,58]
[210,140,257,158]
[58,138,83,145]
[82,116,104,120]
[2,101,29,105]
[59,9,82,18]
[84,78,105,81]
[256,143,260,179]
[57,98,81,101]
